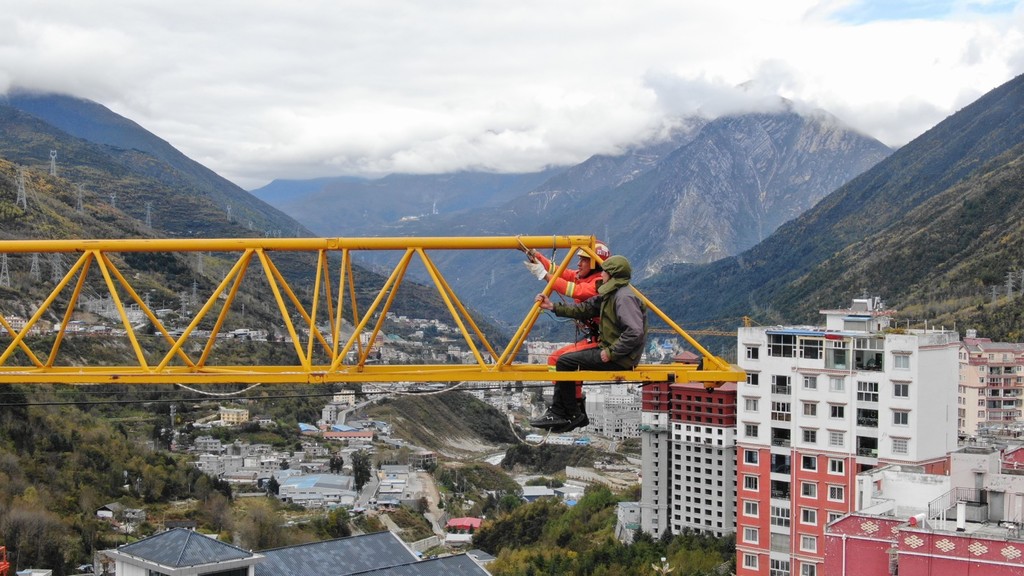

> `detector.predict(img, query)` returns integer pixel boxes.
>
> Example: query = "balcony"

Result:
[771,428,792,448]
[771,385,792,395]
[770,480,791,500]
[770,455,791,474]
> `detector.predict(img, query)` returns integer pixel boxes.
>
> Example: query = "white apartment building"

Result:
[734,298,960,576]
[586,383,642,440]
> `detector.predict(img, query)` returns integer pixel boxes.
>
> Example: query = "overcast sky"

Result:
[2,1,1023,190]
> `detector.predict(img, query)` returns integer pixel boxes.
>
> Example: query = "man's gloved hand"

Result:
[524,260,546,280]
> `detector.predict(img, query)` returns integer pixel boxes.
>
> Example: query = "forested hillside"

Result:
[642,72,1024,339]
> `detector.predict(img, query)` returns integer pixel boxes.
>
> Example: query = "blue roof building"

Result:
[102,529,489,575]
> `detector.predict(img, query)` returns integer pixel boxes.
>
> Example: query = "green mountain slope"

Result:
[642,72,1024,339]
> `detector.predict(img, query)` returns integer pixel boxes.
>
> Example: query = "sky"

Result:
[1,1,1023,190]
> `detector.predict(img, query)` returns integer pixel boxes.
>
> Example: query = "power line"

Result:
[0,381,634,407]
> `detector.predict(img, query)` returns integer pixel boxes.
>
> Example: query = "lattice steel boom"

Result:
[0,236,744,386]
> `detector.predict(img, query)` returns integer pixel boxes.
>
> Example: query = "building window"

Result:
[743,526,759,544]
[772,375,792,394]
[800,534,817,553]
[893,382,909,398]
[892,437,909,454]
[744,424,759,438]
[803,402,817,417]
[747,372,759,386]
[746,346,760,360]
[768,333,797,357]
[829,430,844,448]
[800,563,818,576]
[770,505,791,528]
[743,554,758,570]
[745,398,759,412]
[744,449,759,465]
[802,455,817,471]
[857,381,879,402]
[829,376,845,392]
[801,508,818,525]
[826,340,849,370]
[893,410,909,426]
[801,482,817,499]
[830,405,845,419]
[800,338,823,360]
[744,475,759,491]
[893,354,910,369]
[802,429,817,444]
[803,375,818,390]
[772,401,792,421]
[828,512,843,523]
[828,485,845,502]
[744,500,759,517]
[829,458,844,475]
[770,559,790,576]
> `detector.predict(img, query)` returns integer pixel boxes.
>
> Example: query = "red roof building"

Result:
[446,517,483,532]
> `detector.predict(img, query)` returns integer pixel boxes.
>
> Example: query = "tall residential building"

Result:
[640,381,738,538]
[735,298,960,576]
[958,334,1024,437]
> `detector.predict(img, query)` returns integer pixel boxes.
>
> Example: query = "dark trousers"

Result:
[551,348,619,416]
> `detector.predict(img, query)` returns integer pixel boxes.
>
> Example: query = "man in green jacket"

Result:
[530,255,647,432]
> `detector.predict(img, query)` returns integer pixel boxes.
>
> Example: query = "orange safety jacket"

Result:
[534,252,602,301]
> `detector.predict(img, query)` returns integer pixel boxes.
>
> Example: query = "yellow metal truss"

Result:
[0,235,744,386]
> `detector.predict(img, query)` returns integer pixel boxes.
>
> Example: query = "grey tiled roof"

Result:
[348,554,489,575]
[254,531,416,576]
[118,528,253,567]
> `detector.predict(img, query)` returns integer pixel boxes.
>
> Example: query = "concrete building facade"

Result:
[958,335,1024,437]
[734,298,960,576]
[824,444,1024,575]
[640,381,738,538]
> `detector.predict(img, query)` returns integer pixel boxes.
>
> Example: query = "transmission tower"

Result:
[16,167,27,209]
[145,202,153,228]
[49,150,57,176]
[226,204,232,222]
[49,254,64,283]
[29,253,41,283]
[109,192,117,209]
[0,255,10,288]
[195,252,204,275]
[1007,270,1016,299]
[76,184,85,213]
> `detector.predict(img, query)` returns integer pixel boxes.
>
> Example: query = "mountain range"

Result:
[643,72,1024,338]
[2,73,1023,345]
[250,101,893,334]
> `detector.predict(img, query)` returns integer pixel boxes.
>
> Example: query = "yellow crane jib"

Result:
[0,236,745,386]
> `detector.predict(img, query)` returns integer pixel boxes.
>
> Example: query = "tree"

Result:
[236,499,286,550]
[266,476,280,496]
[201,492,233,533]
[329,453,344,474]
[314,507,352,539]
[352,450,372,493]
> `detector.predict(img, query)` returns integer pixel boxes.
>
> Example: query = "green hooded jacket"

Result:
[552,255,647,368]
